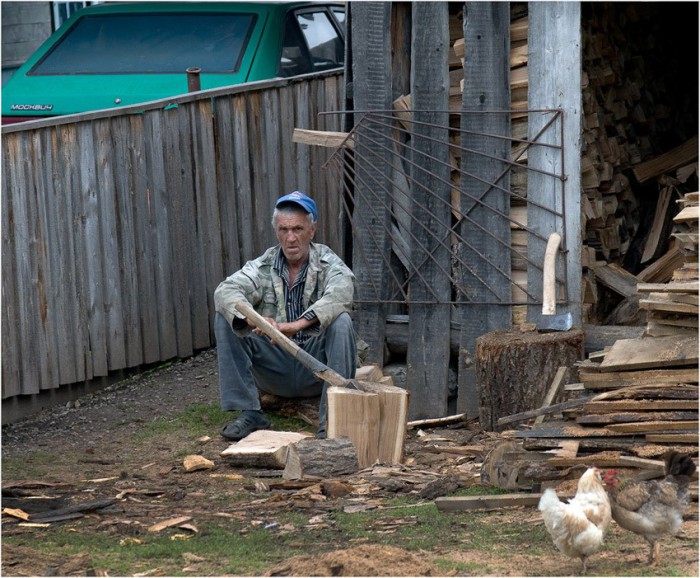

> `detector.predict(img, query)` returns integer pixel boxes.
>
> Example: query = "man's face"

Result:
[275,211,316,266]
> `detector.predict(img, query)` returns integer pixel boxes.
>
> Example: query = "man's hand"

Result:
[248,316,312,344]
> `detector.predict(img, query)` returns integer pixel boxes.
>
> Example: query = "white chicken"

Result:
[538,466,612,574]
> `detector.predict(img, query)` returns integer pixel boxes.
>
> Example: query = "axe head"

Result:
[537,311,573,332]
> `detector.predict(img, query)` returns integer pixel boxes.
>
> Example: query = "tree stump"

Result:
[476,328,585,431]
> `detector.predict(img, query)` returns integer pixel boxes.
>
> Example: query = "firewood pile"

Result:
[487,211,698,490]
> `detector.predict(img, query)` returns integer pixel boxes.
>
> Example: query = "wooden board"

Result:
[578,367,699,387]
[598,335,698,371]
[435,493,573,512]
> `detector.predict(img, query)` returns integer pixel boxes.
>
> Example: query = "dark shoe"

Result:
[220,411,271,441]
[316,427,327,439]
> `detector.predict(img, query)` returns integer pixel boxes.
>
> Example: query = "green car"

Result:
[1,1,346,124]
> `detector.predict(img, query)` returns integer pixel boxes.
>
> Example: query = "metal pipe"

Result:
[186,67,202,92]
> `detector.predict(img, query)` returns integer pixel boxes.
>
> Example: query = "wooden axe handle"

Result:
[233,301,351,389]
[542,232,561,315]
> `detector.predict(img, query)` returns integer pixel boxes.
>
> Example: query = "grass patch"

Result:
[129,404,312,444]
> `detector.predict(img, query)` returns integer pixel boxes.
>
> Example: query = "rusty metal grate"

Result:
[320,108,569,309]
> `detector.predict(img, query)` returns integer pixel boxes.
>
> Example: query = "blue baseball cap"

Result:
[275,191,318,221]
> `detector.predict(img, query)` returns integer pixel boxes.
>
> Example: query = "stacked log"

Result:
[489,334,698,489]
[638,191,698,337]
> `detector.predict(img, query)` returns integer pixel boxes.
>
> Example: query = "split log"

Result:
[476,328,585,431]
[283,437,359,480]
[327,381,409,467]
[220,430,311,468]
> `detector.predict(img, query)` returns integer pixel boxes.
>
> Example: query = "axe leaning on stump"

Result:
[536,232,573,332]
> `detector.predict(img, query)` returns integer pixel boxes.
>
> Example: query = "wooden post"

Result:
[457,2,513,418]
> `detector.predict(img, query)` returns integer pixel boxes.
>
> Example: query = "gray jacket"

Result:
[214,242,356,335]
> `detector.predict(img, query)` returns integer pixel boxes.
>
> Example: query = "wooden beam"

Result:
[292,128,353,149]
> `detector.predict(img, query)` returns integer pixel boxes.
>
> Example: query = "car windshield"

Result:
[29,12,257,75]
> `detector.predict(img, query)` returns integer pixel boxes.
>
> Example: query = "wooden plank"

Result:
[605,420,698,433]
[407,1,452,420]
[598,335,698,371]
[78,123,108,377]
[581,400,698,413]
[435,493,561,512]
[95,119,126,371]
[35,129,60,388]
[633,135,699,183]
[457,2,513,418]
[1,135,22,396]
[646,433,699,444]
[637,282,699,293]
[144,110,178,360]
[111,115,143,368]
[534,366,569,425]
[673,205,700,223]
[592,263,639,297]
[167,106,194,358]
[636,244,685,283]
[190,99,218,350]
[576,411,698,425]
[232,92,255,260]
[578,367,699,386]
[497,395,594,426]
[292,128,352,149]
[129,114,160,364]
[49,125,81,383]
[527,2,582,329]
[641,186,674,263]
[505,425,633,439]
[639,299,699,315]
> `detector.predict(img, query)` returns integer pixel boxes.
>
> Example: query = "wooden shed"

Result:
[327,2,697,420]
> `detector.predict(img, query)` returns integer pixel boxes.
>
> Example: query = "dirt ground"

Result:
[2,348,698,577]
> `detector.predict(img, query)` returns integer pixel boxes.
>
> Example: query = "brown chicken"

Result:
[603,451,696,565]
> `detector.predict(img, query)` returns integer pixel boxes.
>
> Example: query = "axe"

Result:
[537,232,572,332]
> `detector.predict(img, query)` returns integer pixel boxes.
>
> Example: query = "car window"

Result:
[29,12,257,75]
[296,10,344,71]
[279,13,313,77]
[331,7,346,28]
[279,8,343,77]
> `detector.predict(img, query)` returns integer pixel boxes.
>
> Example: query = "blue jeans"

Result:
[215,311,357,431]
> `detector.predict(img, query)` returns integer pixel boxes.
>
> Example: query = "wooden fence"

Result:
[1,71,345,406]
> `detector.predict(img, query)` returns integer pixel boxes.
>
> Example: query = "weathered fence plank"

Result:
[128,114,161,365]
[111,115,143,368]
